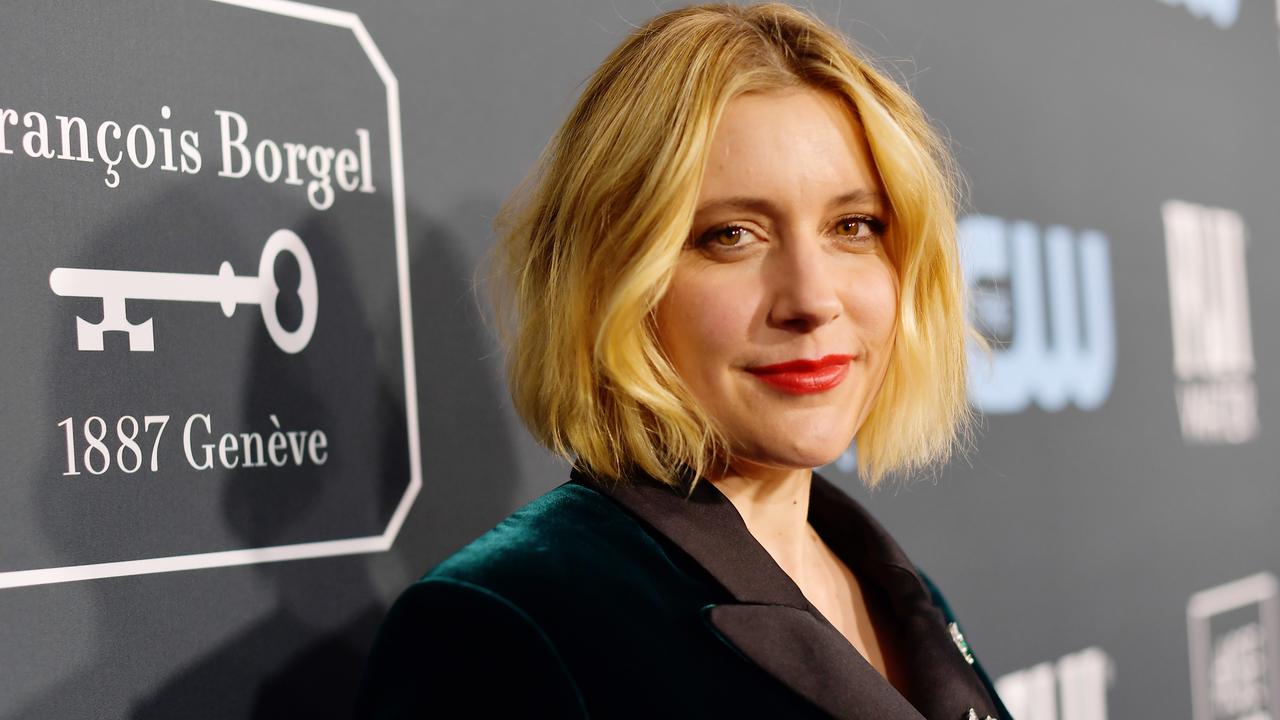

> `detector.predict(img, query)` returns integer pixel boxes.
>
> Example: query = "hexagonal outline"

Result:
[0,0,421,589]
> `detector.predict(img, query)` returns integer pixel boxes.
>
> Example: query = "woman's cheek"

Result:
[660,275,753,391]
[852,261,899,342]
[701,274,761,343]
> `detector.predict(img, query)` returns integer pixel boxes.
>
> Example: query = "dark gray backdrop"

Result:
[1,1,1276,719]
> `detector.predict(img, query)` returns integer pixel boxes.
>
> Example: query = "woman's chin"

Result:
[732,436,855,473]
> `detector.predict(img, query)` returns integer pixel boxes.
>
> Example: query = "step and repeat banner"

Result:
[0,1,1276,719]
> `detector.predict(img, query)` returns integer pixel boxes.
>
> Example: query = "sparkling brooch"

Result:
[949,621,975,665]
[966,709,996,720]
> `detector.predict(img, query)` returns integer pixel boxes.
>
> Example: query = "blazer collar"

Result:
[570,467,999,720]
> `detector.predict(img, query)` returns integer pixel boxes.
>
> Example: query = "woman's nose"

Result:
[765,237,843,332]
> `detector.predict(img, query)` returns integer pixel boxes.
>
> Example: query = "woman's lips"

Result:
[745,354,854,395]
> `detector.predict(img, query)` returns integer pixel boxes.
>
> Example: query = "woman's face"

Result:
[654,88,898,474]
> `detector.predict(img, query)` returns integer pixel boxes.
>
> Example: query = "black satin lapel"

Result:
[570,468,808,608]
[882,566,1003,720]
[809,473,1002,720]
[704,603,926,720]
[573,469,932,719]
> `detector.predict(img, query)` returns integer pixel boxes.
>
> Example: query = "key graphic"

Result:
[48,228,318,354]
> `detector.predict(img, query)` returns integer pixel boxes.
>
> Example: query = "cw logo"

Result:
[1157,0,1239,28]
[996,646,1115,720]
[959,216,1115,414]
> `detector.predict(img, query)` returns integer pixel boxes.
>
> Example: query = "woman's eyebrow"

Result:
[694,188,886,216]
[694,196,778,216]
[826,188,886,212]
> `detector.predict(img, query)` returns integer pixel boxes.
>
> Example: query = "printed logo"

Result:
[959,215,1116,414]
[49,229,319,354]
[1162,200,1258,444]
[0,0,420,589]
[996,647,1115,720]
[1188,573,1280,720]
[1157,0,1240,27]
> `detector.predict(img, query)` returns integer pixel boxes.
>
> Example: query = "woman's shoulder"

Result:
[419,479,669,601]
[358,481,613,719]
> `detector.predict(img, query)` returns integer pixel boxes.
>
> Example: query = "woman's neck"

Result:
[708,464,817,581]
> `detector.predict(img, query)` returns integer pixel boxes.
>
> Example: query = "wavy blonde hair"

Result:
[490,2,971,488]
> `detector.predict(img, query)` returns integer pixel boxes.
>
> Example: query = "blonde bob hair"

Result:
[491,2,971,489]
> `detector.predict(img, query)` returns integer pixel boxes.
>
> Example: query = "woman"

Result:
[357,4,1008,719]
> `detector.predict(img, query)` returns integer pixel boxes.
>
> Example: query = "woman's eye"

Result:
[833,216,883,240]
[714,227,745,245]
[696,225,754,250]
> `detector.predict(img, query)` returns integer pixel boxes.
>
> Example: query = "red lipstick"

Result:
[745,354,854,395]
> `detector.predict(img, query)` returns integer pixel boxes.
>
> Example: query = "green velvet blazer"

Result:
[356,469,1011,720]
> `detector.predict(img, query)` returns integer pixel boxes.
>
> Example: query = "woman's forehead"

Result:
[698,89,884,213]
